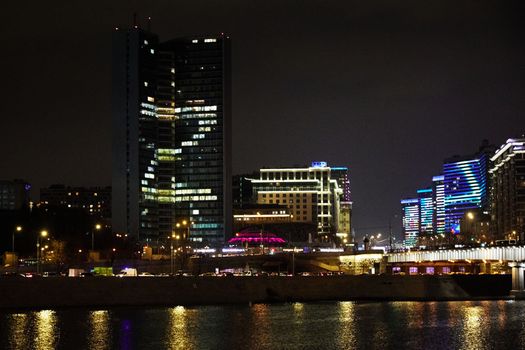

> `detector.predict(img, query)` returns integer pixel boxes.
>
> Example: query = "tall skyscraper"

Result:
[112,27,231,245]
[112,29,159,242]
[489,137,525,241]
[161,37,232,245]
[431,175,445,234]
[401,198,419,247]
[417,188,433,234]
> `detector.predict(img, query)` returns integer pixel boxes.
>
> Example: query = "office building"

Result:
[39,185,111,220]
[112,26,231,245]
[401,198,419,247]
[0,180,30,211]
[489,137,525,241]
[417,188,433,234]
[432,175,445,234]
[443,142,494,234]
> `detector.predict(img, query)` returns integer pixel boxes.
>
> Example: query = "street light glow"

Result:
[41,230,48,237]
[16,226,22,232]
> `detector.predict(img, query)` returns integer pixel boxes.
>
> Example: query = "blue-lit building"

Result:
[417,188,433,234]
[401,198,419,247]
[443,142,494,234]
[432,175,445,234]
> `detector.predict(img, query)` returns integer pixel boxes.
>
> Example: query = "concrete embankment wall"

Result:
[0,275,511,309]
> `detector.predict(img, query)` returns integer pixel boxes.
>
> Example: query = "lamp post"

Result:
[170,234,175,275]
[13,225,22,253]
[467,212,475,244]
[177,220,191,269]
[37,230,48,274]
[92,223,102,251]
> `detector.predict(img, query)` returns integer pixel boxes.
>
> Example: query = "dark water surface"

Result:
[1,301,524,349]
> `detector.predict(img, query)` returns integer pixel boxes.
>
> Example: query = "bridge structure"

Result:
[385,246,525,298]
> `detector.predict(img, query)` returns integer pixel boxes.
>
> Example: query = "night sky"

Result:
[1,1,523,240]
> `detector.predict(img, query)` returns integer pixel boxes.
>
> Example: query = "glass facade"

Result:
[113,30,231,245]
[417,188,433,234]
[401,198,419,247]
[443,155,488,234]
[161,36,232,245]
[112,29,159,241]
[432,175,445,234]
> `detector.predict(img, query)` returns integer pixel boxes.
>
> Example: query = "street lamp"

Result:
[13,225,22,253]
[170,233,175,275]
[176,220,191,270]
[92,223,102,251]
[37,230,48,274]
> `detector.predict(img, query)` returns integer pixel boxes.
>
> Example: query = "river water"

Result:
[1,301,524,349]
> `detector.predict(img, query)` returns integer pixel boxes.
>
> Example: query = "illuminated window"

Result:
[147,96,155,102]
[144,81,148,87]
[150,49,155,54]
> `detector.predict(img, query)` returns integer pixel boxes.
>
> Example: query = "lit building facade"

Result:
[417,188,433,234]
[112,27,231,245]
[250,162,349,240]
[161,36,232,245]
[443,149,491,234]
[112,28,159,241]
[331,167,352,239]
[432,175,445,234]
[401,198,419,247]
[489,137,525,241]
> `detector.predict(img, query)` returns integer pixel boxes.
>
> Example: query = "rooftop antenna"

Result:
[147,16,152,32]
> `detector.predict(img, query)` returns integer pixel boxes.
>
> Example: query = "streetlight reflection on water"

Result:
[0,301,524,349]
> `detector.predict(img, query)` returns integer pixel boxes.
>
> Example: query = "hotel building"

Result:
[250,162,350,241]
[489,137,525,241]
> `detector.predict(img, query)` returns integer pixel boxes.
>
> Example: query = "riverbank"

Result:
[0,274,511,309]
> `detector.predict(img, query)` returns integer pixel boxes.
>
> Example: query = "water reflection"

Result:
[167,306,193,350]
[89,310,110,350]
[337,302,356,348]
[460,303,486,350]
[35,310,57,350]
[1,301,525,349]
[6,313,30,349]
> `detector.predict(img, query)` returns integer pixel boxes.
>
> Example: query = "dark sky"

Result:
[1,1,524,239]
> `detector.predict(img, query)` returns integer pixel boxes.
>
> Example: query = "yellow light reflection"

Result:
[35,310,57,350]
[293,302,304,314]
[461,304,486,350]
[7,313,30,349]
[89,310,110,350]
[337,302,356,348]
[167,306,193,350]
[248,304,271,347]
